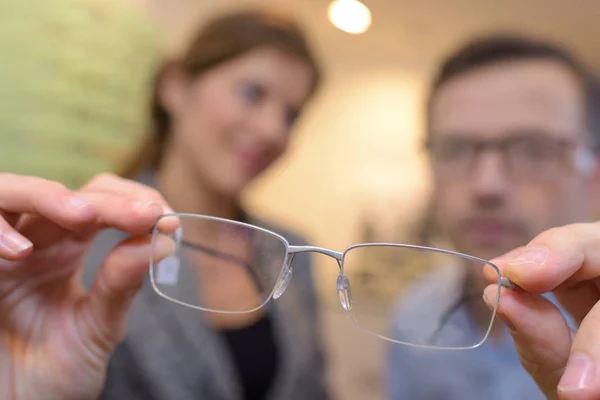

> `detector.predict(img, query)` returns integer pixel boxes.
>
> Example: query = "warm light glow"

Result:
[328,0,372,35]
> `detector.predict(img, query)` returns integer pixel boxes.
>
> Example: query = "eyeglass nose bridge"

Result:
[473,140,507,151]
[276,246,352,310]
[470,140,512,161]
[466,140,516,177]
[288,245,344,260]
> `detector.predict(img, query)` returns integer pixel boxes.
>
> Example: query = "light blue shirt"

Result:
[385,264,564,400]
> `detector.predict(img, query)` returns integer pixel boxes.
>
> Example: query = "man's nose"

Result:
[470,151,511,197]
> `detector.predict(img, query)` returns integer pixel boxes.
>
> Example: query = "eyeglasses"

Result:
[426,133,596,180]
[149,213,516,350]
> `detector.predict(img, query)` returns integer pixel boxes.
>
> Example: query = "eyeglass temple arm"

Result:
[436,278,518,330]
[427,277,519,345]
[177,239,265,292]
[428,291,475,345]
[179,239,250,267]
[150,226,256,270]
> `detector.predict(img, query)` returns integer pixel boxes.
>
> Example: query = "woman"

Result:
[0,9,326,400]
[89,9,326,400]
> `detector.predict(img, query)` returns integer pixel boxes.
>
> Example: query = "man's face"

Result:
[429,59,597,260]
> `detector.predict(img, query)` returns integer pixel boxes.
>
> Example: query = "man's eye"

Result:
[240,84,265,104]
[434,142,471,160]
[512,140,558,160]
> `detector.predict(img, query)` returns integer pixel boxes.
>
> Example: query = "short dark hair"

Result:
[427,34,600,150]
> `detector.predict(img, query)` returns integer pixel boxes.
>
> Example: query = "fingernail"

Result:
[68,196,91,209]
[493,248,523,262]
[508,245,548,266]
[153,236,176,261]
[0,231,33,253]
[559,353,594,391]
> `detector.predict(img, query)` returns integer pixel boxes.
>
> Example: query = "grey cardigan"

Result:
[82,195,328,400]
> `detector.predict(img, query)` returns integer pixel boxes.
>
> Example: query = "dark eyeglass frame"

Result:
[424,132,597,177]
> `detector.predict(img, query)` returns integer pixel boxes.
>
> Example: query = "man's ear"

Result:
[156,62,188,118]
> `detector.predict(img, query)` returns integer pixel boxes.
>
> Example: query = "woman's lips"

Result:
[236,150,269,174]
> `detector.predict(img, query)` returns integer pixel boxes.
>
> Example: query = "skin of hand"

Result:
[482,222,600,400]
[0,173,178,400]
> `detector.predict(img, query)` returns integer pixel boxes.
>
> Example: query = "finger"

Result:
[556,300,600,399]
[0,215,33,261]
[77,234,175,353]
[80,173,175,214]
[553,283,600,327]
[0,174,97,228]
[79,172,179,233]
[68,192,166,235]
[496,223,600,294]
[483,285,572,399]
[0,212,19,227]
[18,193,169,249]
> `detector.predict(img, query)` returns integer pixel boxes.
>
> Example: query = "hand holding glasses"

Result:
[149,213,517,350]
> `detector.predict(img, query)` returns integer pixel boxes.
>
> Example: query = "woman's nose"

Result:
[252,104,289,146]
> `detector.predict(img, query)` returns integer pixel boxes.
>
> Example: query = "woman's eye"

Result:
[240,84,265,104]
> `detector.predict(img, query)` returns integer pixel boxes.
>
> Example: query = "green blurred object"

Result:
[0,0,161,188]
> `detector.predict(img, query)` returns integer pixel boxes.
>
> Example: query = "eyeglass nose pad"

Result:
[174,226,183,253]
[154,226,183,286]
[273,254,295,300]
[336,274,353,311]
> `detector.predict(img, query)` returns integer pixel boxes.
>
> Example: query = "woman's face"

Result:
[163,46,315,197]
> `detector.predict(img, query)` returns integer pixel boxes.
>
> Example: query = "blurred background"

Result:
[2,1,600,399]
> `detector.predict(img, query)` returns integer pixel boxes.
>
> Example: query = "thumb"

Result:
[483,285,572,399]
[78,234,174,354]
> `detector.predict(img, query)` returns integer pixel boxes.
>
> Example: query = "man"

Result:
[386,34,600,399]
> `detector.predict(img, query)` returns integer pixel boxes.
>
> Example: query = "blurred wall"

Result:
[0,0,161,187]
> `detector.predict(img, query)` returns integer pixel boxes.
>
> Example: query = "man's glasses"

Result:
[150,213,516,350]
[426,133,596,179]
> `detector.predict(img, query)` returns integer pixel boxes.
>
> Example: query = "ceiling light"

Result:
[328,0,371,35]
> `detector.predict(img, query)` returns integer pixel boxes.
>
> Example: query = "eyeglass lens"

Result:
[150,214,289,314]
[341,245,500,349]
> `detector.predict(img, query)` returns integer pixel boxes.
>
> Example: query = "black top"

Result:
[220,315,279,400]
